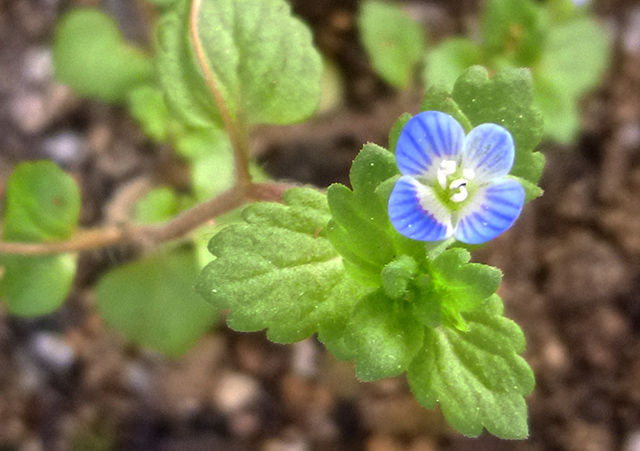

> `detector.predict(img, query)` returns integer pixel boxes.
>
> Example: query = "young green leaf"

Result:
[53,8,154,103]
[407,295,535,439]
[197,188,368,344]
[156,0,322,129]
[0,161,81,316]
[358,0,426,88]
[96,249,218,356]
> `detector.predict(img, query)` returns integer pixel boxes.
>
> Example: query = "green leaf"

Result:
[53,8,154,103]
[420,85,472,133]
[431,248,501,313]
[535,16,610,143]
[343,289,424,381]
[156,0,322,128]
[388,113,412,153]
[0,254,77,316]
[134,187,181,224]
[2,161,81,242]
[407,295,535,439]
[449,66,545,185]
[381,255,418,301]
[0,161,81,316]
[424,38,481,91]
[481,0,546,66]
[128,85,174,143]
[96,248,218,356]
[197,188,368,343]
[358,0,426,88]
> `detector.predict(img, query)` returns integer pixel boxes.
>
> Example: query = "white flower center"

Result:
[436,160,474,203]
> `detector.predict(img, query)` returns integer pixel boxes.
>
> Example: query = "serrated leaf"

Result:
[53,8,153,103]
[430,248,502,313]
[343,289,424,381]
[407,295,535,439]
[156,0,322,128]
[0,161,80,316]
[0,254,77,316]
[424,38,481,91]
[3,161,81,242]
[197,188,367,343]
[96,248,218,356]
[450,66,545,185]
[358,0,425,88]
[327,144,418,284]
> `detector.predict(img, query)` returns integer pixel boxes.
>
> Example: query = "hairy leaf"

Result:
[197,188,368,343]
[450,66,545,185]
[157,0,322,128]
[407,295,535,439]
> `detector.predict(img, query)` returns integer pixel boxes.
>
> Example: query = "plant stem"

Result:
[189,0,252,190]
[0,182,292,256]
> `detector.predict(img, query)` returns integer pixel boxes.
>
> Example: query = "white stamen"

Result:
[462,168,476,180]
[449,178,468,202]
[437,160,457,188]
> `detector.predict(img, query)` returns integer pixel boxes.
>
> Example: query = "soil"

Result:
[1,0,639,450]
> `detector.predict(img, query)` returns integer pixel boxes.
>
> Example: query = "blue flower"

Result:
[388,111,525,244]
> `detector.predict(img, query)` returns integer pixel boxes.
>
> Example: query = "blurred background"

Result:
[0,0,637,449]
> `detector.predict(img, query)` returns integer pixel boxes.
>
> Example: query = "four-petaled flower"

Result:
[388,111,525,244]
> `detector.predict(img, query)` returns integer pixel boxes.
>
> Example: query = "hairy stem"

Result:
[189,0,252,190]
[0,182,292,256]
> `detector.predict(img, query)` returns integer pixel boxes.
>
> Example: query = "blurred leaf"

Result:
[535,16,610,143]
[53,8,153,103]
[128,85,174,142]
[0,254,77,316]
[96,248,218,356]
[481,0,546,66]
[134,187,181,224]
[424,38,481,90]
[0,161,80,316]
[156,0,322,128]
[3,161,81,242]
[358,0,426,88]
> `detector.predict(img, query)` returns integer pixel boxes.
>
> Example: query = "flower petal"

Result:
[454,178,524,244]
[461,123,515,182]
[395,111,465,178]
[388,176,453,241]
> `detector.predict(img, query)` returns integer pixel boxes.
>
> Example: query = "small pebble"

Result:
[213,372,261,415]
[42,130,84,166]
[30,332,76,373]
